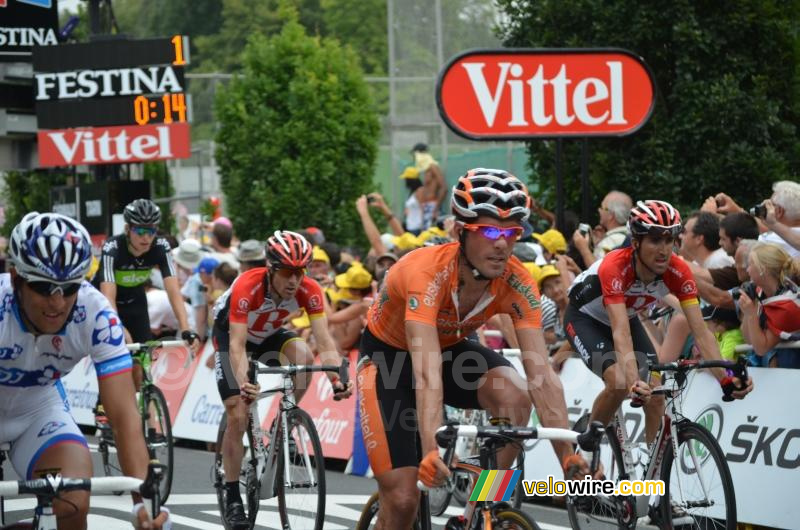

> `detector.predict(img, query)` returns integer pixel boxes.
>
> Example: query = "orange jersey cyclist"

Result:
[565,200,753,446]
[211,231,353,529]
[358,168,585,529]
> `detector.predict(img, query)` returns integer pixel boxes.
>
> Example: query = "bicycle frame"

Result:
[246,359,348,500]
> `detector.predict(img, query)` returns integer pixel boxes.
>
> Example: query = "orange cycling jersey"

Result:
[367,242,542,349]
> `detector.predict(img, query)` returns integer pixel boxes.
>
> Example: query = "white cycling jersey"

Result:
[0,273,131,413]
[0,273,132,477]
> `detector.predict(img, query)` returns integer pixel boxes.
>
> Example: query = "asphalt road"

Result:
[1,438,649,529]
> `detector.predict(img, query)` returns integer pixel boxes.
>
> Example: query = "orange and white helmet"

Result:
[451,168,531,223]
[628,200,682,238]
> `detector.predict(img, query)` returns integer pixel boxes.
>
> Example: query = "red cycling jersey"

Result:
[213,267,325,343]
[568,246,699,325]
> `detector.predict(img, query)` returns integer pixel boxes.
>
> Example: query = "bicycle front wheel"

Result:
[143,385,174,503]
[566,415,633,530]
[660,421,735,530]
[276,408,325,530]
[491,507,542,529]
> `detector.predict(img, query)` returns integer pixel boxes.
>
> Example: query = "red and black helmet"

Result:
[265,230,312,269]
[628,200,682,238]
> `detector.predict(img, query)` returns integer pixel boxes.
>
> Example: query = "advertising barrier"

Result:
[518,358,799,528]
[61,343,797,527]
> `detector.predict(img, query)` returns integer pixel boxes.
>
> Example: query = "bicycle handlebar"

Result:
[417,420,605,492]
[650,357,749,402]
[0,474,142,497]
[127,340,186,353]
[247,358,350,392]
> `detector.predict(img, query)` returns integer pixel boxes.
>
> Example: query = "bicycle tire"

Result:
[355,491,381,530]
[143,385,174,504]
[276,408,325,530]
[428,479,452,516]
[659,421,736,530]
[451,468,474,506]
[491,507,542,530]
[98,424,125,495]
[212,413,229,530]
[566,414,633,530]
[355,491,424,530]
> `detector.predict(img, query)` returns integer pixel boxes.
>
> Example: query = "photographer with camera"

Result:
[738,241,800,368]
[758,182,800,257]
[572,190,632,267]
[704,181,800,258]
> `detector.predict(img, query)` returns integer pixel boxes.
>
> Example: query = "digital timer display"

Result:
[134,93,188,125]
[32,36,192,129]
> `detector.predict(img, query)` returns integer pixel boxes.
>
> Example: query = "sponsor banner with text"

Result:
[521,358,798,529]
[37,122,190,167]
[437,49,655,139]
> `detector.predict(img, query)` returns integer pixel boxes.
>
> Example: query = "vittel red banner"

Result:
[37,122,191,167]
[437,49,655,139]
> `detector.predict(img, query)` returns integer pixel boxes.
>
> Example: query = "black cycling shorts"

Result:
[117,295,152,345]
[563,304,656,381]
[212,324,300,401]
[357,326,512,476]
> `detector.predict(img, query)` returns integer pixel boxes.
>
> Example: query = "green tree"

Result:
[1,171,70,236]
[215,18,380,244]
[496,0,800,218]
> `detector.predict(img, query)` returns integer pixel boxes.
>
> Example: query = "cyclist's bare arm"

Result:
[406,321,444,456]
[607,302,639,385]
[99,281,118,313]
[99,372,150,504]
[162,275,197,347]
[684,302,753,397]
[229,321,249,386]
[310,314,341,365]
[516,326,571,462]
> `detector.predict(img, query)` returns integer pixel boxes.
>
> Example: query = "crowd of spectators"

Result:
[88,161,800,374]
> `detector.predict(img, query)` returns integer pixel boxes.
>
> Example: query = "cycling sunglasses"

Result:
[26,280,81,297]
[131,225,157,237]
[462,223,523,241]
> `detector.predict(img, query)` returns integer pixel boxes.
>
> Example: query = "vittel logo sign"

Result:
[437,49,655,139]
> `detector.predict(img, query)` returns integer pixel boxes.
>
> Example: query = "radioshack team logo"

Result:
[91,309,124,346]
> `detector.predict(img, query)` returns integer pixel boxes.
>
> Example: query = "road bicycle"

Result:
[212,357,350,530]
[566,357,747,530]
[356,421,605,530]
[0,451,166,530]
[97,339,185,503]
[432,409,525,514]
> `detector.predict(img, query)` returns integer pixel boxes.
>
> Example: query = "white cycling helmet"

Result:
[451,168,531,223]
[9,212,93,283]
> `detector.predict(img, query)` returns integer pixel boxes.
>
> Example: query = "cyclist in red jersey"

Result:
[359,169,587,529]
[211,231,352,529]
[565,200,753,444]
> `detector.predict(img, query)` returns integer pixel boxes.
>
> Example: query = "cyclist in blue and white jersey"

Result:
[0,212,167,529]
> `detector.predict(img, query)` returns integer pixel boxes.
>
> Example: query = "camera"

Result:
[749,204,767,219]
[367,196,377,204]
[731,281,757,301]
[578,223,591,236]
[198,285,208,292]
